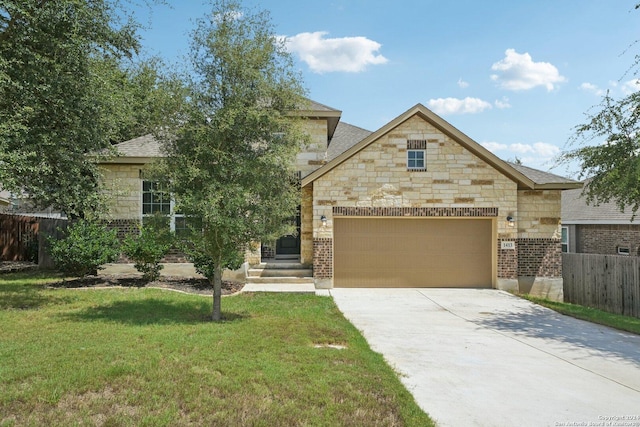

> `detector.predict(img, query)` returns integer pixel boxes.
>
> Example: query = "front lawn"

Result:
[0,272,434,426]
[522,295,640,335]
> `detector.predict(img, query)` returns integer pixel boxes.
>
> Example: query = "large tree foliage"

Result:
[0,1,169,218]
[157,0,308,321]
[559,4,640,215]
[560,91,640,214]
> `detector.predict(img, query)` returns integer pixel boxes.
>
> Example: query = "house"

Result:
[101,101,581,293]
[562,184,640,256]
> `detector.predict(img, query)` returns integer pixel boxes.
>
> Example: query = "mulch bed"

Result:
[0,262,244,296]
[51,274,244,296]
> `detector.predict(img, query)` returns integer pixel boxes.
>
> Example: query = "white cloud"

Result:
[481,140,560,168]
[494,97,511,109]
[490,49,566,91]
[427,97,492,115]
[621,79,640,95]
[457,78,469,89]
[284,31,388,73]
[579,82,605,96]
[481,142,507,151]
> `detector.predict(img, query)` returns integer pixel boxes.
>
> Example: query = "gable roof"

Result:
[104,134,161,164]
[327,122,373,161]
[562,182,639,224]
[302,103,581,190]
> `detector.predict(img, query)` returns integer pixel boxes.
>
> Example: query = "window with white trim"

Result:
[407,139,427,171]
[141,181,185,233]
[407,150,425,170]
[617,246,630,255]
[561,226,569,253]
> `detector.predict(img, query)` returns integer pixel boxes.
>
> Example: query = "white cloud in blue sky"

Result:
[490,49,566,91]
[621,79,640,95]
[128,1,638,175]
[427,97,492,115]
[579,82,605,96]
[482,141,560,168]
[284,31,388,73]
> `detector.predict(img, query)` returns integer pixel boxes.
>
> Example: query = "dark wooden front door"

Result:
[275,208,301,256]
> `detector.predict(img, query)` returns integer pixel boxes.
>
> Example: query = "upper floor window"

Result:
[407,140,427,171]
[407,150,425,170]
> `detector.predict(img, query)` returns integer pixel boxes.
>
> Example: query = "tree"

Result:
[559,4,640,215]
[156,0,308,321]
[559,91,640,214]
[0,1,169,218]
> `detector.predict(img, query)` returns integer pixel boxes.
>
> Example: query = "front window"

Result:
[142,181,170,215]
[407,150,425,170]
[561,226,569,253]
[141,180,184,232]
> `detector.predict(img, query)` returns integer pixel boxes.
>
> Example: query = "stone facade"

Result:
[307,114,565,290]
[101,164,144,220]
[296,119,329,178]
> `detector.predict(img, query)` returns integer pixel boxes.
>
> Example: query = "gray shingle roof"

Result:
[327,122,372,161]
[562,182,639,224]
[307,99,341,112]
[113,134,161,158]
[508,162,579,186]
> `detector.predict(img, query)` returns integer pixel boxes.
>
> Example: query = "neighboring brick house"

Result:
[562,183,640,256]
[101,101,580,292]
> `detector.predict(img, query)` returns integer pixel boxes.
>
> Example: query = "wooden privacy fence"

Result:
[0,214,67,267]
[563,253,640,319]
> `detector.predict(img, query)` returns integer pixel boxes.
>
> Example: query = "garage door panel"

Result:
[334,218,493,288]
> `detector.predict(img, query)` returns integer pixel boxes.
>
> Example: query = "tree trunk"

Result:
[212,262,223,321]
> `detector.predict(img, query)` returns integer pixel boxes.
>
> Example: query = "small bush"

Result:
[122,216,173,282]
[47,220,120,277]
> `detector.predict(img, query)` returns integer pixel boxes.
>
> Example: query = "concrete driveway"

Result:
[329,288,640,427]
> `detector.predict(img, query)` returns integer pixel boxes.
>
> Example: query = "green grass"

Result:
[522,295,640,335]
[0,272,434,426]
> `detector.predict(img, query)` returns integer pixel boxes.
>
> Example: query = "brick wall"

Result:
[313,238,332,279]
[578,224,640,255]
[517,238,562,277]
[498,239,518,279]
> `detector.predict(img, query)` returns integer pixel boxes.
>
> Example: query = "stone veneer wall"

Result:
[101,164,144,220]
[578,224,640,256]
[300,185,314,266]
[296,119,329,178]
[517,190,563,277]
[311,115,521,286]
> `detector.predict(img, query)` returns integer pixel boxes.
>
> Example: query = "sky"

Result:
[129,1,639,177]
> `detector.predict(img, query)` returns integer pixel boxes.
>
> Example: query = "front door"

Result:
[275,208,301,257]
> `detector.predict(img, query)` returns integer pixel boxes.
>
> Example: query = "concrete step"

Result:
[248,268,312,278]
[245,276,314,285]
[255,262,309,270]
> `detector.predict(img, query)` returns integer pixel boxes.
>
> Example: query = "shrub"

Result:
[122,216,173,282]
[47,220,120,277]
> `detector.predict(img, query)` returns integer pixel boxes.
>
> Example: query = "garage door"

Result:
[333,218,493,288]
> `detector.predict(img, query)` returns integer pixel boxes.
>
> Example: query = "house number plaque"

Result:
[501,241,516,250]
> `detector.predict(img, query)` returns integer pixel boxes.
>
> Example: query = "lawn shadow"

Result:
[474,303,640,366]
[0,281,74,310]
[49,276,147,288]
[61,297,249,325]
